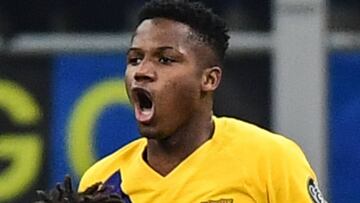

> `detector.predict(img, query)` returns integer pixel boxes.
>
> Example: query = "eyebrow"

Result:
[127,46,177,54]
[126,47,141,55]
[157,46,175,51]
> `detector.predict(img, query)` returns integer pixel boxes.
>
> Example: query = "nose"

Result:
[134,61,156,83]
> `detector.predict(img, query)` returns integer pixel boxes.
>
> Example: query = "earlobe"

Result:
[202,66,222,92]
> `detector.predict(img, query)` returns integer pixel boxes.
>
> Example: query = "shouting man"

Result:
[79,0,326,202]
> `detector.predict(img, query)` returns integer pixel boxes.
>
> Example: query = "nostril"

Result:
[134,74,153,82]
[134,68,156,82]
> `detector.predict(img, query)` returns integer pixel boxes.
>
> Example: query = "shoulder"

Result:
[214,116,311,166]
[78,138,147,191]
[214,116,300,148]
[214,116,319,201]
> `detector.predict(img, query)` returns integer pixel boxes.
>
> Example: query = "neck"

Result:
[145,111,214,176]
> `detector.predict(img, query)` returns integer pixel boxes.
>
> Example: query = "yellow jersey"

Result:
[79,116,325,203]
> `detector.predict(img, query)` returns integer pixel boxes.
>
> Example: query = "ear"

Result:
[201,66,222,92]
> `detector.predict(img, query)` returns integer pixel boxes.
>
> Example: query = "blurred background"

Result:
[0,0,359,202]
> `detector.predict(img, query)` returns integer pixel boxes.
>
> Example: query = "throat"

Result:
[143,128,215,177]
[144,118,215,176]
[144,141,191,176]
[145,154,183,177]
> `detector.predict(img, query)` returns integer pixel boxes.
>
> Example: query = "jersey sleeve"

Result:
[265,137,327,203]
[78,153,121,192]
[78,162,105,192]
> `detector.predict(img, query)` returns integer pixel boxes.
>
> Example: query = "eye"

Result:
[159,56,175,65]
[127,57,142,66]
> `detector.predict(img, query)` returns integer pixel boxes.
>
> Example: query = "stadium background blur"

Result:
[0,0,359,202]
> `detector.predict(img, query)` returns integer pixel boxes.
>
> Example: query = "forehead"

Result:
[131,18,194,49]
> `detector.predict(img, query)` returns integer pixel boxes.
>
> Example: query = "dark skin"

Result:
[125,18,221,176]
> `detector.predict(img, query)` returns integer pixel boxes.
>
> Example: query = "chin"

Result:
[139,126,158,139]
[138,125,163,139]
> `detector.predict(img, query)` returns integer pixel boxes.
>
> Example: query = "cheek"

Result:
[124,67,132,82]
[162,78,199,109]
[125,67,136,84]
[124,68,133,95]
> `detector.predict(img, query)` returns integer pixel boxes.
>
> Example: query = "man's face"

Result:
[125,18,205,139]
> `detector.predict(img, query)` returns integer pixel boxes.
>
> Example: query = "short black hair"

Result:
[137,0,230,65]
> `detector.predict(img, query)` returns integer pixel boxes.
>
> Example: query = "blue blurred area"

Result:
[95,104,138,158]
[50,54,138,187]
[329,52,360,202]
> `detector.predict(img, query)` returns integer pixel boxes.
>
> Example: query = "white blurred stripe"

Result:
[329,32,360,50]
[0,32,359,54]
[7,33,131,54]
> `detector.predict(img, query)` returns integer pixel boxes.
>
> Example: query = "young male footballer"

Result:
[79,0,326,202]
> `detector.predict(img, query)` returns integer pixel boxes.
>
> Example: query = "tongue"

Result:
[135,106,154,124]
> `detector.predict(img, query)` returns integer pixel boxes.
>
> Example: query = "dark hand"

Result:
[35,175,125,203]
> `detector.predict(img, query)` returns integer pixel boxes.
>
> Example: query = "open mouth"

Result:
[132,88,155,124]
[137,90,153,111]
